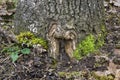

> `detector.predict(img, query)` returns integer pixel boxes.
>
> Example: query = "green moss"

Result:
[73,34,96,60]
[74,33,105,60]
[58,71,81,78]
[16,31,48,49]
[96,34,105,49]
[12,0,18,7]
[101,25,106,33]
[96,24,107,48]
[92,72,114,80]
[31,38,47,49]
[58,71,110,79]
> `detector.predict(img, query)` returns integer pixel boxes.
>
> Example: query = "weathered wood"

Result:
[47,20,77,59]
[14,0,105,59]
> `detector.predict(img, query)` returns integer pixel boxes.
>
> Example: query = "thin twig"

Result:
[0,56,10,63]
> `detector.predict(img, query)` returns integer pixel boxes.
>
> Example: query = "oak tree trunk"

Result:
[14,0,105,59]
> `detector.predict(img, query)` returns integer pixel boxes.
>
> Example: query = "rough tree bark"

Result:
[14,0,105,59]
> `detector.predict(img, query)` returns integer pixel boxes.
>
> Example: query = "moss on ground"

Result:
[58,71,81,78]
[73,34,96,60]
[16,31,48,49]
[73,27,106,60]
[92,72,114,80]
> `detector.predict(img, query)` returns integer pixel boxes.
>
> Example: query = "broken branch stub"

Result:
[47,20,77,60]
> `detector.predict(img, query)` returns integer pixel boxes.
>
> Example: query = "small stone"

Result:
[113,49,120,57]
[94,71,106,76]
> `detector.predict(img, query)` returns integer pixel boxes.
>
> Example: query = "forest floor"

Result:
[0,0,120,80]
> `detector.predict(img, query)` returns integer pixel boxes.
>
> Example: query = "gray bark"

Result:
[14,0,105,59]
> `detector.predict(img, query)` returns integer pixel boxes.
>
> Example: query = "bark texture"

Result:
[14,0,105,59]
[47,20,77,59]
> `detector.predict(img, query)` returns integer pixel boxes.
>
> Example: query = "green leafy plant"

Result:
[1,45,31,62]
[10,52,19,62]
[16,31,48,49]
[2,31,47,62]
[20,48,31,54]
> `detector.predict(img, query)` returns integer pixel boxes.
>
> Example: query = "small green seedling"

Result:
[2,45,31,62]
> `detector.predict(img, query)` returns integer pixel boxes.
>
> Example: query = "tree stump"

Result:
[14,0,105,59]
